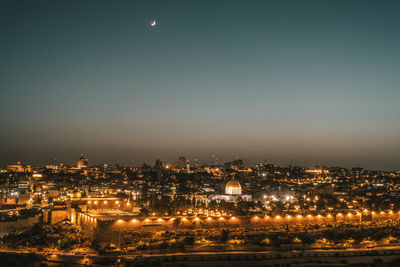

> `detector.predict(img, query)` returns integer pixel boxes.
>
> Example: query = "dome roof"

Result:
[225,179,242,195]
[226,180,241,189]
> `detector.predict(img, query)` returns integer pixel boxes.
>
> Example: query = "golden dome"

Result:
[225,179,242,195]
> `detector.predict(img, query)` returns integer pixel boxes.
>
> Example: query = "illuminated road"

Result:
[2,245,400,266]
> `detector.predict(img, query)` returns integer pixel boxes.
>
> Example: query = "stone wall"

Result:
[0,215,40,237]
[50,210,69,224]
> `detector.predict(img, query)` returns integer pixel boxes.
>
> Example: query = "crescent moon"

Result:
[150,20,156,27]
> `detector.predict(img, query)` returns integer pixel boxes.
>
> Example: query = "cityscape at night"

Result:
[1,157,400,266]
[1,0,400,266]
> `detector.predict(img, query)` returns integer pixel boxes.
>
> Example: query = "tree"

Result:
[220,230,230,242]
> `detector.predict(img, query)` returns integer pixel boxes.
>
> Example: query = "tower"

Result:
[186,160,190,173]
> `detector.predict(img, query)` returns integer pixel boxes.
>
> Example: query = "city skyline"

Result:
[1,0,399,170]
[4,153,399,172]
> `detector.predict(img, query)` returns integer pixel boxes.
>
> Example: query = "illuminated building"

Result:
[186,160,190,173]
[178,156,186,169]
[212,179,251,202]
[6,162,32,173]
[225,179,242,195]
[77,154,88,169]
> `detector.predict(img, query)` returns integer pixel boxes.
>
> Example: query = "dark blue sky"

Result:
[1,0,399,169]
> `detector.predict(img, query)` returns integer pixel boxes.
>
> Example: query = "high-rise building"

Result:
[193,158,199,169]
[178,156,186,169]
[186,160,190,173]
[154,159,162,170]
[77,154,88,169]
[154,159,162,169]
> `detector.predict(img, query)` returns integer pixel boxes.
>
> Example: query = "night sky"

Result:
[1,0,399,169]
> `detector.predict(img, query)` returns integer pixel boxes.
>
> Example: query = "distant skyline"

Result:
[1,0,399,170]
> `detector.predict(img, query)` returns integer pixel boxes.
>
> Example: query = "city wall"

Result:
[49,210,69,224]
[0,214,41,237]
[75,210,398,241]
